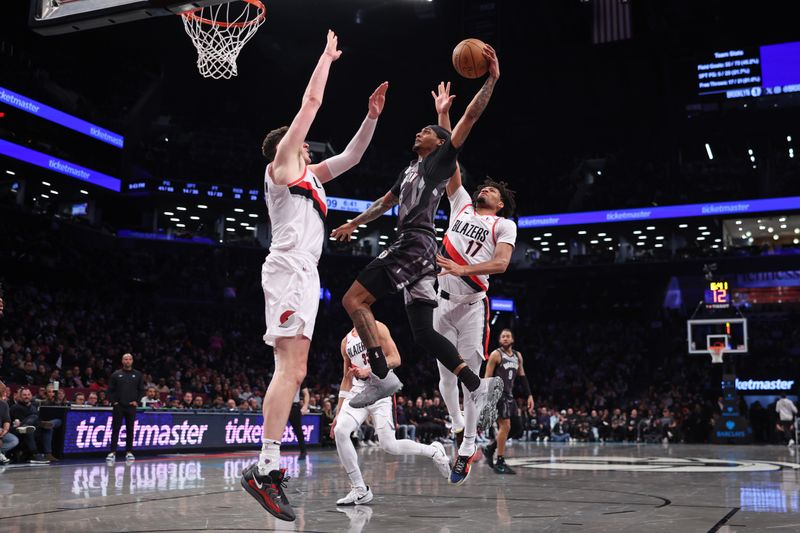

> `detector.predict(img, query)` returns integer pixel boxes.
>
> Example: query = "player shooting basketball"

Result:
[241,30,389,522]
[331,45,501,417]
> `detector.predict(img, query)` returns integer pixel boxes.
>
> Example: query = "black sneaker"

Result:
[298,451,307,461]
[449,452,479,485]
[482,442,496,467]
[241,464,296,521]
[494,456,516,475]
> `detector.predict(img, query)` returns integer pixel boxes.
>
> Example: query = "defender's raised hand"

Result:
[368,82,389,119]
[432,81,456,116]
[324,29,342,61]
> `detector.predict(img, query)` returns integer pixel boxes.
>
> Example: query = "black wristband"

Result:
[519,376,531,398]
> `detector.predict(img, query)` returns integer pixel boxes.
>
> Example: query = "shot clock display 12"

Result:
[704,281,730,309]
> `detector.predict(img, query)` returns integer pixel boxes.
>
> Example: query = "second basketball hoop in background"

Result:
[181,0,266,79]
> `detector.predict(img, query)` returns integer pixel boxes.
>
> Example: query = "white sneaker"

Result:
[430,442,451,479]
[0,452,9,465]
[789,439,795,447]
[106,452,116,463]
[336,485,374,506]
[349,371,402,408]
[16,425,36,435]
[472,377,503,430]
[125,452,135,461]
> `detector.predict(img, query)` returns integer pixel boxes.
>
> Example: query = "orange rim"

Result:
[182,0,266,29]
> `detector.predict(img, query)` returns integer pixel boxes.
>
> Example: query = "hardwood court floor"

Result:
[1,442,798,532]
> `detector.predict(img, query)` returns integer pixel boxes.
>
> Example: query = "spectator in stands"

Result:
[550,412,570,443]
[211,396,225,410]
[87,392,98,407]
[9,387,60,463]
[193,395,207,409]
[395,395,416,441]
[321,399,335,446]
[626,408,640,442]
[610,408,626,442]
[72,392,86,406]
[226,399,237,411]
[0,381,19,465]
[181,391,194,409]
[140,387,161,408]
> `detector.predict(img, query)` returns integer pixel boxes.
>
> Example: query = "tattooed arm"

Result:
[330,191,399,242]
[450,44,500,150]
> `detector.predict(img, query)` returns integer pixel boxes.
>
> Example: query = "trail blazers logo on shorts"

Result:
[279,310,297,329]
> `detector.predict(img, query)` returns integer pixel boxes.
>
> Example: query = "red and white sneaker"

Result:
[241,464,296,522]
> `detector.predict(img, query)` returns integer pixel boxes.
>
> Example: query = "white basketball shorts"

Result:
[340,396,394,431]
[261,252,320,347]
[433,292,490,365]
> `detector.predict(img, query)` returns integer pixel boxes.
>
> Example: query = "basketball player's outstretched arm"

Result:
[272,30,341,185]
[313,82,389,184]
[431,82,464,197]
[450,45,500,150]
[330,191,399,241]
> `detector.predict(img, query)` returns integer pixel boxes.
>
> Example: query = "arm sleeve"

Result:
[518,375,531,397]
[495,219,517,247]
[323,116,378,179]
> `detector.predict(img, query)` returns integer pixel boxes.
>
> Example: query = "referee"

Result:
[106,353,145,462]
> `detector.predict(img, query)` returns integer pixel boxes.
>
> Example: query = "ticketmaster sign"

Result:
[517,196,800,228]
[62,409,320,455]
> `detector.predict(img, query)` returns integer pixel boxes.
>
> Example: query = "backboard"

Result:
[29,0,229,35]
[687,318,748,355]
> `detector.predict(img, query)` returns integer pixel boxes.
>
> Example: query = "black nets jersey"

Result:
[390,139,461,235]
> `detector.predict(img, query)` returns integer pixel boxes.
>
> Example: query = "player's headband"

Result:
[426,125,451,142]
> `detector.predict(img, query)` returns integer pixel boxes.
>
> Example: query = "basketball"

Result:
[452,38,488,79]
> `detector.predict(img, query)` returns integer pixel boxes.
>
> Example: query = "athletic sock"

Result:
[347,468,366,491]
[457,367,481,392]
[367,346,389,378]
[258,438,281,476]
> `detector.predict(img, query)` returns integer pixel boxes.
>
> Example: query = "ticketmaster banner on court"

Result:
[61,409,320,455]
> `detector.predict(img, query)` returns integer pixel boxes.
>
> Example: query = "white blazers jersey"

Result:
[441,186,517,294]
[265,164,327,262]
[344,329,370,395]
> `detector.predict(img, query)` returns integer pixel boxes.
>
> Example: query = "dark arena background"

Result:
[1,1,799,531]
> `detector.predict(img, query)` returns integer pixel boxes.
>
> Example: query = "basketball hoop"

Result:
[181,0,266,79]
[709,344,725,364]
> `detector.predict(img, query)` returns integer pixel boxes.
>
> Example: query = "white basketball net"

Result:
[709,345,725,364]
[181,0,266,80]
